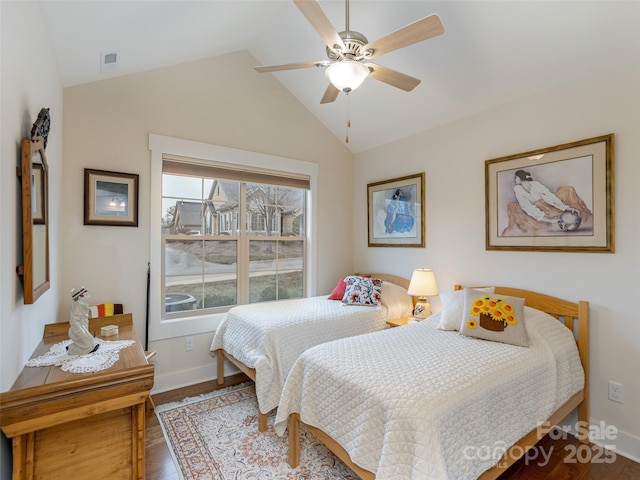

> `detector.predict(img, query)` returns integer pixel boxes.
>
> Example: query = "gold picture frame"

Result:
[367,172,425,247]
[485,134,614,252]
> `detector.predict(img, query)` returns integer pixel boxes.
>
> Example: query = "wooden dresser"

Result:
[0,314,154,479]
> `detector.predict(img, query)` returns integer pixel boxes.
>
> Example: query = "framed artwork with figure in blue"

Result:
[367,172,425,247]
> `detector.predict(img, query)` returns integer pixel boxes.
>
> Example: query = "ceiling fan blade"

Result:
[363,14,444,60]
[320,83,340,104]
[365,63,421,92]
[255,61,328,73]
[294,0,346,53]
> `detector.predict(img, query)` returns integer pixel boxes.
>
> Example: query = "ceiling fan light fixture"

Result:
[325,60,369,92]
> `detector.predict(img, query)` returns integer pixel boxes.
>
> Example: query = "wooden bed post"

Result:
[577,300,590,442]
[216,350,225,386]
[258,412,268,432]
[288,413,300,468]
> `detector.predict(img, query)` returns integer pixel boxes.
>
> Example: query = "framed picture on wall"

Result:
[485,134,614,252]
[367,172,425,247]
[84,169,139,226]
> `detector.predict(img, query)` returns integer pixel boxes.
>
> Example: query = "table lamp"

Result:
[407,268,439,319]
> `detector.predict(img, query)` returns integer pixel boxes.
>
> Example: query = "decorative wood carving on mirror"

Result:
[17,109,50,304]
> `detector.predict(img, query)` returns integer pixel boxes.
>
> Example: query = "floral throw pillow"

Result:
[459,289,529,347]
[328,275,372,300]
[342,276,382,306]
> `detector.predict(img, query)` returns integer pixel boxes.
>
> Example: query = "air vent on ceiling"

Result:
[100,51,119,74]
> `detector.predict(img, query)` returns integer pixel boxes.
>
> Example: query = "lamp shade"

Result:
[325,60,369,92]
[407,269,439,297]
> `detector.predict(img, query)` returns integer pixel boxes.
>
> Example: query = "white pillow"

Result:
[437,287,495,331]
[381,281,414,319]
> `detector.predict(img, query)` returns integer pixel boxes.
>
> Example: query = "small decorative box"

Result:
[100,325,119,337]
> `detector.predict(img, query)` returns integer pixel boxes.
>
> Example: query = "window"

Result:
[149,134,318,341]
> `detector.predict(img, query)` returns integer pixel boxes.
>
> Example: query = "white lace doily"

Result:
[27,338,136,373]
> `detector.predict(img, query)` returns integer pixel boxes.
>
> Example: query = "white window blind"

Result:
[162,154,310,190]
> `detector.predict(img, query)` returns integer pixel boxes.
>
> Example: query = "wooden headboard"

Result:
[455,285,589,428]
[362,273,410,290]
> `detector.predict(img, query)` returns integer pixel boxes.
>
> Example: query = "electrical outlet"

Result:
[608,381,623,404]
[185,336,194,352]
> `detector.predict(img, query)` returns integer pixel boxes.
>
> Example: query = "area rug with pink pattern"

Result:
[156,383,358,480]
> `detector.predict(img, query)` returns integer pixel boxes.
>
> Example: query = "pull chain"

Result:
[345,93,351,144]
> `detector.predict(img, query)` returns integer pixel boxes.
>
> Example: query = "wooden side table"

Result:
[0,314,154,480]
[386,317,419,328]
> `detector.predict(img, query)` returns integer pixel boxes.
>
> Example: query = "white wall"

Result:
[0,1,64,474]
[353,67,640,461]
[62,51,354,392]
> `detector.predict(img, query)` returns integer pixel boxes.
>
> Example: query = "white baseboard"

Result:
[558,411,639,464]
[593,427,640,464]
[151,362,240,395]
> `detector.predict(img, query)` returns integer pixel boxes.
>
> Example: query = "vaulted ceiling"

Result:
[38,1,640,153]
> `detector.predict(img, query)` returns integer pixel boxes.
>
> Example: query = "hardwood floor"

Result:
[145,377,639,479]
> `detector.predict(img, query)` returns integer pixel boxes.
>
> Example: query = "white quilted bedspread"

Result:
[275,307,584,480]
[210,296,391,414]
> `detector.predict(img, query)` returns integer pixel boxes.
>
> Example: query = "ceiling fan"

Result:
[255,0,445,104]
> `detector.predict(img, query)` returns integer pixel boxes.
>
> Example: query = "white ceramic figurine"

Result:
[67,287,98,355]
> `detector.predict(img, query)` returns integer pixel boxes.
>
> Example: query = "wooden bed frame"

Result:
[287,286,589,480]
[215,273,413,432]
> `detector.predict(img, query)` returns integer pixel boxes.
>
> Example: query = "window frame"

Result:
[149,134,319,341]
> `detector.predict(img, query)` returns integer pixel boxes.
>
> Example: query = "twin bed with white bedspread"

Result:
[274,286,589,480]
[275,307,584,479]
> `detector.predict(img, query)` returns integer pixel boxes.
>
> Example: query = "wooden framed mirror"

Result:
[17,136,50,304]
